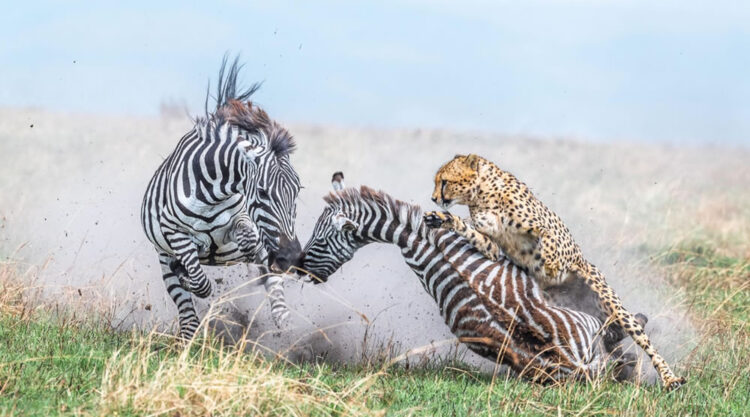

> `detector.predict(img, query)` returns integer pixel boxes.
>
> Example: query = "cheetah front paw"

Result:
[424,211,454,229]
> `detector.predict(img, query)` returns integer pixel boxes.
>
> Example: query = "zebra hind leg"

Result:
[159,252,201,340]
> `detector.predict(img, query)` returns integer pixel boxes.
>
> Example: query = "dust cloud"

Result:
[2,108,747,380]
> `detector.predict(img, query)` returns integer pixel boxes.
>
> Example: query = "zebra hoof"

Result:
[272,310,290,329]
[191,279,214,299]
[177,275,191,292]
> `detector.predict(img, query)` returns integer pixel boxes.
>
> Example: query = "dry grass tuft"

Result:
[0,261,35,319]
[97,322,380,417]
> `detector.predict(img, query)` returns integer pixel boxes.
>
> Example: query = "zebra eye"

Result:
[238,140,260,152]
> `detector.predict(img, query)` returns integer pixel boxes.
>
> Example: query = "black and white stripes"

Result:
[301,187,631,382]
[140,57,301,339]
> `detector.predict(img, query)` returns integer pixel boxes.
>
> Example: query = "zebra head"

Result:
[249,140,303,273]
[300,204,360,283]
[301,172,375,282]
[213,58,303,273]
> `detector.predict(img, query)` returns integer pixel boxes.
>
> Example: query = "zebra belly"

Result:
[418,264,585,378]
[448,301,517,361]
[419,269,523,365]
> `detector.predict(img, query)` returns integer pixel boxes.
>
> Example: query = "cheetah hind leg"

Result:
[602,312,648,353]
[579,263,686,390]
[605,313,647,382]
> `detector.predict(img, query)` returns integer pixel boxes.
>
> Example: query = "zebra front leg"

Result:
[257,267,290,328]
[232,215,267,262]
[233,215,290,328]
[158,251,201,340]
[163,230,213,298]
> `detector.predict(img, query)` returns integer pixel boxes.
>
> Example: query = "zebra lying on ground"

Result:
[141,57,303,339]
[300,185,641,383]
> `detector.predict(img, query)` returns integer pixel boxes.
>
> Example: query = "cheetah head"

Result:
[431,154,484,209]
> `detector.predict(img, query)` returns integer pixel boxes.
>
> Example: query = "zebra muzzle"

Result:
[270,235,303,273]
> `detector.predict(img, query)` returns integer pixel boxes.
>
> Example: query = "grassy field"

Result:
[1,227,748,417]
[1,109,748,415]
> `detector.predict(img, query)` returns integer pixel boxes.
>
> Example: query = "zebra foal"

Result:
[141,57,303,339]
[300,186,639,383]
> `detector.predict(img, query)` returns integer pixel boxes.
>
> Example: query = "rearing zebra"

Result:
[141,57,302,339]
[300,186,640,382]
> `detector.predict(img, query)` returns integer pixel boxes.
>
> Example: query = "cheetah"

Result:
[423,154,686,390]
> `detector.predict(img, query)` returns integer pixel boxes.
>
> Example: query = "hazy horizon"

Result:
[2,1,749,145]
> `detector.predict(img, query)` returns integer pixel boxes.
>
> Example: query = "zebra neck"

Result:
[398,229,455,279]
[212,124,257,197]
[352,205,425,248]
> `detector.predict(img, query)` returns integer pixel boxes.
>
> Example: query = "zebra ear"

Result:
[333,212,358,232]
[331,171,345,191]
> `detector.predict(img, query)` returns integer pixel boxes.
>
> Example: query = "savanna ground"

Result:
[0,109,748,415]
[1,209,748,416]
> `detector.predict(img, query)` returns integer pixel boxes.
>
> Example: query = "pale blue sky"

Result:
[1,1,749,144]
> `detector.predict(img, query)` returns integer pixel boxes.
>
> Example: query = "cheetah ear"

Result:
[464,154,481,171]
[333,211,358,232]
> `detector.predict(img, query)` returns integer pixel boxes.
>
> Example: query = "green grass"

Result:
[1,236,749,416]
[661,241,750,327]
[0,315,130,415]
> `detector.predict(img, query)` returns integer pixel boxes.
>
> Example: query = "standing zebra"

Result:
[141,57,302,340]
[300,186,640,382]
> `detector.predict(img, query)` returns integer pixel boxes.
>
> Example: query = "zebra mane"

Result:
[196,54,296,158]
[212,54,262,112]
[324,186,424,230]
[219,101,296,157]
